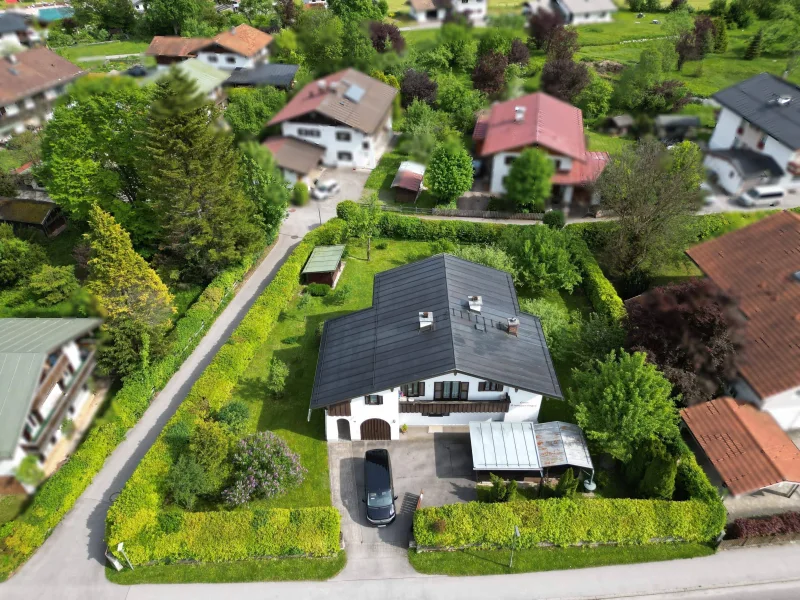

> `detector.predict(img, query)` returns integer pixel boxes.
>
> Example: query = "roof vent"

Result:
[318,79,327,93]
[793,270,800,282]
[777,95,792,106]
[419,311,434,331]
[514,106,526,122]
[8,54,18,65]
[467,295,483,313]
[507,317,519,336]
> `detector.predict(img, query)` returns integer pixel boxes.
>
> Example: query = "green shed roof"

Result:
[0,318,102,460]
[302,245,345,275]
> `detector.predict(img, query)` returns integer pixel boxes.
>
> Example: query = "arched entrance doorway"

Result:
[337,419,351,441]
[360,418,391,440]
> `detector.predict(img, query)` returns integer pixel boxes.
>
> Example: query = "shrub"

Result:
[449,245,515,277]
[543,210,565,230]
[375,241,388,250]
[640,450,678,501]
[28,265,79,306]
[60,418,76,439]
[554,469,579,499]
[336,200,361,222]
[189,420,230,473]
[730,513,800,539]
[488,473,517,503]
[15,455,44,487]
[566,229,626,322]
[166,454,210,509]
[216,401,250,435]
[327,283,352,306]
[307,283,331,297]
[266,357,289,397]
[223,431,306,507]
[292,182,309,206]
[0,229,46,287]
[316,320,326,338]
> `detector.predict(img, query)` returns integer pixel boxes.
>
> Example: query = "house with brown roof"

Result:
[147,24,273,72]
[686,211,800,431]
[261,136,326,185]
[268,69,398,170]
[473,91,609,210]
[0,49,84,141]
[682,397,800,498]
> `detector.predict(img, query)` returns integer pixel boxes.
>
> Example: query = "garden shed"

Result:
[390,161,425,203]
[469,421,593,477]
[302,245,346,288]
[0,198,66,237]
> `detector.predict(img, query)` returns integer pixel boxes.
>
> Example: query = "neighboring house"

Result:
[309,254,563,442]
[391,160,425,203]
[473,91,609,209]
[262,136,326,184]
[655,114,700,143]
[223,62,299,89]
[552,0,616,24]
[603,114,634,136]
[407,0,486,23]
[706,73,800,194]
[0,318,102,493]
[146,24,272,72]
[704,148,783,196]
[682,397,800,498]
[140,58,229,103]
[303,0,329,8]
[0,198,66,237]
[130,0,145,12]
[302,244,346,288]
[268,68,397,170]
[0,12,39,49]
[0,48,85,140]
[686,211,800,431]
[521,0,552,16]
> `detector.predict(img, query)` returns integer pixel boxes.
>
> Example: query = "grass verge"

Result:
[106,552,346,584]
[56,41,149,61]
[408,543,714,576]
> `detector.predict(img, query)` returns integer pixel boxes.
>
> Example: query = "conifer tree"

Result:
[85,206,175,377]
[142,69,264,283]
[713,18,728,53]
[744,29,763,60]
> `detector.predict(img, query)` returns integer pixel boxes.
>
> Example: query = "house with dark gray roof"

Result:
[310,254,563,441]
[0,318,101,493]
[706,73,800,195]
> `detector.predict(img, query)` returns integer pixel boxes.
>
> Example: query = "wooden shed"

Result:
[390,161,425,203]
[302,245,346,288]
[0,198,66,237]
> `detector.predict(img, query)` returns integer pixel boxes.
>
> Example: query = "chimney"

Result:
[507,317,519,336]
[8,54,18,65]
[514,106,526,122]
[467,295,482,313]
[318,79,327,94]
[777,95,792,107]
[230,26,237,34]
[419,311,433,331]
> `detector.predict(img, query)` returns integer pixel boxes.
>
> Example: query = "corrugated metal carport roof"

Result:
[469,421,593,471]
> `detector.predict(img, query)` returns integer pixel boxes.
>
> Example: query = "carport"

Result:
[468,421,593,476]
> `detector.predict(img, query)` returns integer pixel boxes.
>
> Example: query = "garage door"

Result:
[360,419,390,440]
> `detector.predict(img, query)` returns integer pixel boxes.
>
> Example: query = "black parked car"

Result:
[363,449,397,526]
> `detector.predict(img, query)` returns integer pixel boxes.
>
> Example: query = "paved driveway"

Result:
[328,430,477,581]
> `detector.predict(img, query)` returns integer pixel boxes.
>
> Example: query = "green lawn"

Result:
[578,12,672,47]
[106,552,346,584]
[0,149,26,173]
[56,41,149,62]
[408,543,715,576]
[585,131,635,154]
[0,495,27,526]
[364,149,405,192]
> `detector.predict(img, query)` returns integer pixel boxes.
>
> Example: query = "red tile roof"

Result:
[686,211,800,400]
[474,92,587,160]
[209,24,272,58]
[682,397,800,496]
[551,151,609,185]
[145,36,211,58]
[268,68,398,135]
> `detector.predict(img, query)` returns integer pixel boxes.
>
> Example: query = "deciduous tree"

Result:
[528,9,564,51]
[571,350,680,463]
[546,26,579,61]
[541,58,590,103]
[576,69,613,119]
[472,50,509,96]
[400,69,438,106]
[297,10,344,75]
[369,21,405,53]
[224,86,287,139]
[501,226,582,293]
[327,0,386,22]
[503,147,554,213]
[425,140,473,204]
[508,38,530,65]
[238,142,289,243]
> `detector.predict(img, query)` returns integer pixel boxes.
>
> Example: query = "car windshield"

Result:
[317,182,333,192]
[367,489,393,507]
[746,189,761,198]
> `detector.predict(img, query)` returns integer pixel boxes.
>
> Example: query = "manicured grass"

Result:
[585,131,635,154]
[0,495,27,526]
[106,552,346,584]
[56,41,149,62]
[365,149,406,191]
[0,149,26,173]
[578,12,672,47]
[408,543,715,575]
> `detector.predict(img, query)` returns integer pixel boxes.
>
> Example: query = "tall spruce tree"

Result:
[744,29,763,60]
[84,206,175,378]
[142,69,264,283]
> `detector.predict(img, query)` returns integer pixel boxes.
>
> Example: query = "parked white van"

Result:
[736,185,785,208]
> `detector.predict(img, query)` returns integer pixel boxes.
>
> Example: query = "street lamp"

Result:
[509,525,520,569]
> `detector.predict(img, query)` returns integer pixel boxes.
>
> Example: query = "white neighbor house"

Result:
[310,254,563,441]
[268,69,397,170]
[407,0,487,23]
[0,319,101,493]
[552,0,616,24]
[705,73,800,194]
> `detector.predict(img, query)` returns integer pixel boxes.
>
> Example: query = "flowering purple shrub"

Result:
[730,512,800,539]
[223,431,306,507]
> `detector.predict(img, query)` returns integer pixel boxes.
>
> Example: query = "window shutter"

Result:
[419,382,425,396]
[434,381,443,399]
[478,382,486,392]
[459,382,469,400]
[378,395,384,405]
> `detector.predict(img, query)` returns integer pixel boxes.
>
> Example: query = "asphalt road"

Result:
[4,174,800,599]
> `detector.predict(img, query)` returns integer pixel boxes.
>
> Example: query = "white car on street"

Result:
[312,179,341,200]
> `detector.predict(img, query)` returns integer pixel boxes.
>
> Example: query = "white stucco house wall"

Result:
[705,73,800,193]
[407,0,486,23]
[552,0,615,24]
[268,68,397,170]
[310,254,564,442]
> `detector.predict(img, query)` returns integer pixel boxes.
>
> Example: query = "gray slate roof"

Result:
[713,73,800,151]
[309,254,563,410]
[707,148,784,178]
[223,63,299,88]
[0,13,26,34]
[0,318,101,459]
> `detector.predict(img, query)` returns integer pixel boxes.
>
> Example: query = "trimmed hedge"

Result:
[105,220,347,566]
[413,497,724,549]
[567,233,626,322]
[0,253,258,581]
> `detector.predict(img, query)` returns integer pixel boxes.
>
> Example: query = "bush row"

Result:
[567,233,627,323]
[0,253,258,580]
[729,512,800,540]
[413,497,725,550]
[105,221,346,565]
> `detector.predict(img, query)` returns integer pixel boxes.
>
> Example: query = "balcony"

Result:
[33,353,70,414]
[400,393,511,414]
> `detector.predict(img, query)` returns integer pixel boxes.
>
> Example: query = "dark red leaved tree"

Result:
[540,58,589,103]
[528,10,564,52]
[400,69,438,106]
[368,21,406,53]
[472,50,509,96]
